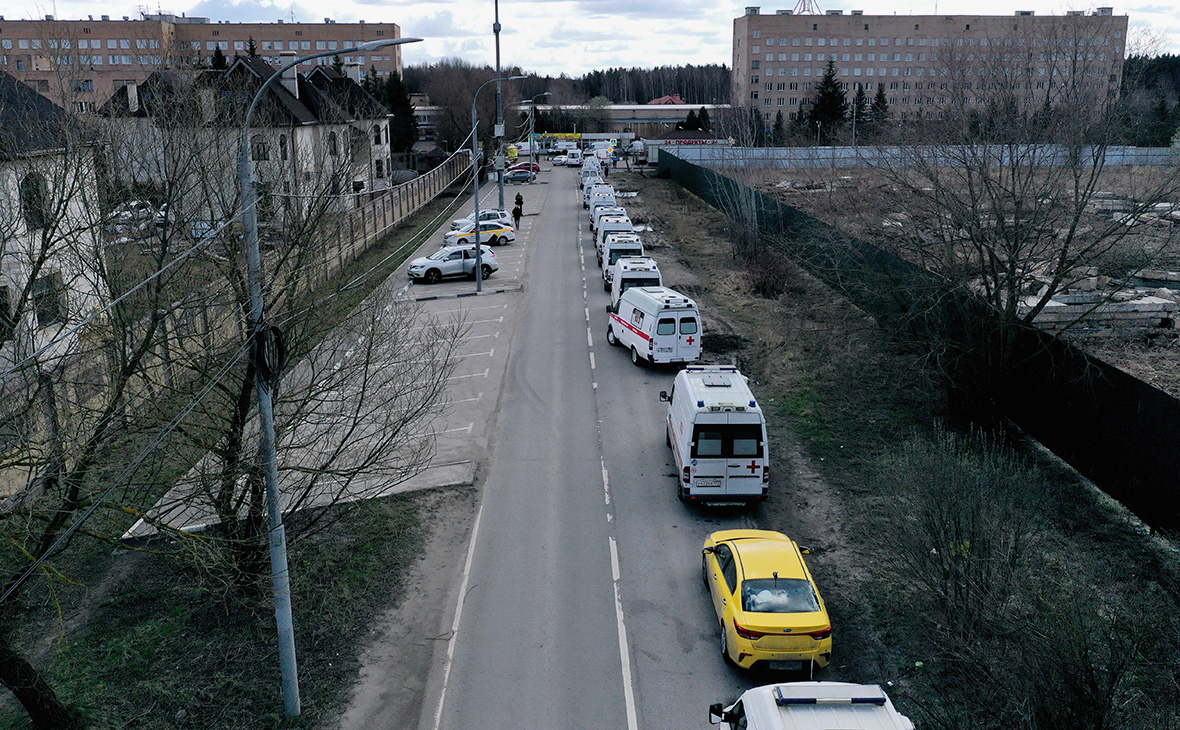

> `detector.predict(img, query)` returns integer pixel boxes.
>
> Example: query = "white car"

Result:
[450,209,512,231]
[407,244,498,284]
[444,221,516,246]
[552,155,569,166]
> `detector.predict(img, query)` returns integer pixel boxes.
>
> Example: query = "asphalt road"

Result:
[428,166,758,730]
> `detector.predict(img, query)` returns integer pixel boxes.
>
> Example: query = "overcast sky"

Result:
[8,0,1178,75]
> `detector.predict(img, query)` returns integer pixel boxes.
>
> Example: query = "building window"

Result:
[251,134,269,161]
[20,173,49,231]
[279,135,288,161]
[375,159,384,178]
[32,273,65,328]
[328,131,338,156]
[234,41,245,51]
[373,125,383,145]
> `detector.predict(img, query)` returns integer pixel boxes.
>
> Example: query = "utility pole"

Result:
[494,0,505,210]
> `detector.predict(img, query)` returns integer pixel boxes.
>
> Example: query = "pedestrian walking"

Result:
[511,204,522,229]
[514,192,524,214]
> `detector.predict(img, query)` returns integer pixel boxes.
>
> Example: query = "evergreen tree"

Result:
[868,84,890,137]
[789,109,810,142]
[332,54,344,75]
[808,60,847,144]
[772,110,786,146]
[682,109,700,131]
[384,71,420,155]
[211,46,228,70]
[851,85,868,139]
[698,105,711,132]
[1147,92,1176,147]
[247,36,258,57]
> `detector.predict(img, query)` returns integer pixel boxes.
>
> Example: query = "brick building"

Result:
[0,13,403,111]
[732,6,1128,122]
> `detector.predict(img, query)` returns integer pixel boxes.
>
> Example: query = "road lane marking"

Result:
[608,536,640,730]
[587,328,593,347]
[431,497,488,730]
[584,307,590,321]
[589,352,595,370]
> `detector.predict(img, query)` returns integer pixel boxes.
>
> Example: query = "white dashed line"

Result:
[608,536,640,730]
[589,352,596,370]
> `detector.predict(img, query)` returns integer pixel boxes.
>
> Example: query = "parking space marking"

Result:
[438,368,489,383]
[451,392,483,404]
[432,303,508,314]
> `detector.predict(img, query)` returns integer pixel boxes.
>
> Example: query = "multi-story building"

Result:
[0,13,403,112]
[732,6,1128,122]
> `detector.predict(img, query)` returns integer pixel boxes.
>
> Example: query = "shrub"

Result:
[745,250,806,299]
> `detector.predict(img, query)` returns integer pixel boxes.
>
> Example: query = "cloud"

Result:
[183,0,317,23]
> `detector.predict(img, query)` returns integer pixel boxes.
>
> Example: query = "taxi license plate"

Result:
[769,660,803,671]
[695,478,722,487]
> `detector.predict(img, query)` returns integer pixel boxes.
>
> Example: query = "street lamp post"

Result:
[528,92,551,180]
[494,0,505,210]
[472,75,526,292]
[236,35,422,718]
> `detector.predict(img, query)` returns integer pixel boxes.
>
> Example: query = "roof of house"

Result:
[0,71,72,157]
[647,93,684,105]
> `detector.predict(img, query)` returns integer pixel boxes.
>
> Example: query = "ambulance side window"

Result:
[656,318,675,335]
[631,310,644,327]
[693,427,724,457]
[680,317,698,335]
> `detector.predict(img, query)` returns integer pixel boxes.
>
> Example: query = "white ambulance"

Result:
[600,234,645,290]
[609,256,662,311]
[608,286,701,367]
[659,364,768,503]
[591,204,627,233]
[710,682,914,730]
[594,217,634,265]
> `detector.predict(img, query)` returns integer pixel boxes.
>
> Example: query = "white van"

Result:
[595,217,634,265]
[608,286,701,367]
[566,149,584,166]
[659,365,767,503]
[584,182,614,209]
[600,234,644,289]
[610,256,662,311]
[591,205,628,233]
[710,682,914,730]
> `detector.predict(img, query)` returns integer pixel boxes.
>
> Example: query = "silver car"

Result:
[407,244,498,284]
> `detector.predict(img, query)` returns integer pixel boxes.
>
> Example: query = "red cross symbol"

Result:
[746,460,760,474]
[686,336,695,345]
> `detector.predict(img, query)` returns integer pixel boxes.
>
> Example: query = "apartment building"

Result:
[733,7,1128,122]
[0,13,403,111]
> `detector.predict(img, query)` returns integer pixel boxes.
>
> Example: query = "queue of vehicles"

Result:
[572,159,912,729]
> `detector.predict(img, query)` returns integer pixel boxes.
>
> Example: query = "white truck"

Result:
[710,682,914,730]
[659,364,767,503]
[600,234,645,290]
[608,286,701,367]
[609,256,662,311]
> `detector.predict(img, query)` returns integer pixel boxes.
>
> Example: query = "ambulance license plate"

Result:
[695,478,722,487]
[769,660,803,671]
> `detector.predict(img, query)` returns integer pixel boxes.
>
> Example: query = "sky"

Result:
[6,0,1178,75]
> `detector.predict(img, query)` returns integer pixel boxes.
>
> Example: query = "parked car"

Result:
[552,155,569,166]
[504,169,536,184]
[444,220,516,246]
[702,529,832,673]
[154,203,171,227]
[450,209,513,231]
[407,244,498,284]
[508,162,541,173]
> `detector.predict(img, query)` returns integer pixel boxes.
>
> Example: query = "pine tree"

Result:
[868,84,890,138]
[808,60,847,144]
[384,71,420,155]
[772,110,786,146]
[789,109,809,142]
[211,46,228,70]
[698,106,711,132]
[332,54,344,75]
[683,109,700,131]
[247,36,258,57]
[1148,92,1175,147]
[746,106,767,146]
[851,85,868,139]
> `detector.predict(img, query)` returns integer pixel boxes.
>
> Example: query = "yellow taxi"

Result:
[702,529,832,673]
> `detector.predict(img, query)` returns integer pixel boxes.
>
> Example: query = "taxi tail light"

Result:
[682,466,691,484]
[808,626,832,640]
[733,620,766,640]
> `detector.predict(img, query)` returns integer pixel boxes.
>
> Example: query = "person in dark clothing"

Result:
[514,192,524,213]
[511,204,522,229]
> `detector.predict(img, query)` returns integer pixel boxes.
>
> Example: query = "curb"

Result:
[399,282,524,301]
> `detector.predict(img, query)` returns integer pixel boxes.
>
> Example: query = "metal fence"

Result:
[663,144,1180,169]
[658,149,1180,532]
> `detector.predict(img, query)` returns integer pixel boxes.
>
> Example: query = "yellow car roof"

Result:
[717,531,808,581]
